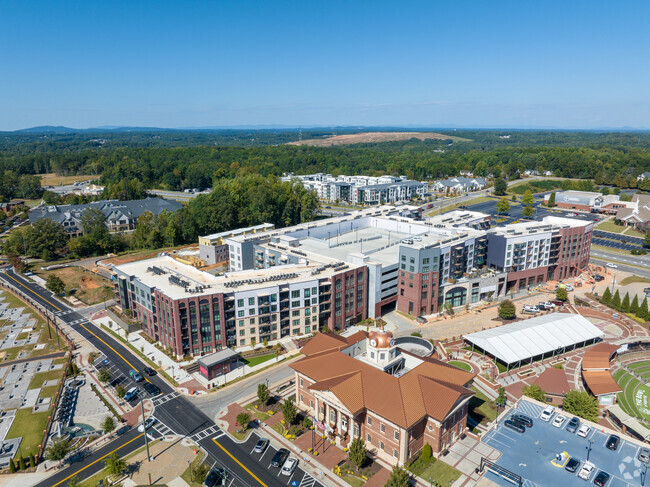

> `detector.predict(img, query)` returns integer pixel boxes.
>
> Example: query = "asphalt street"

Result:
[0,269,324,487]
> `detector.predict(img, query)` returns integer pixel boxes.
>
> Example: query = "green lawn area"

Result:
[16,332,28,341]
[342,475,366,487]
[39,385,60,398]
[181,450,209,487]
[29,369,64,389]
[448,360,472,372]
[468,386,497,426]
[243,353,276,368]
[627,361,650,370]
[435,196,494,215]
[590,244,633,257]
[596,220,627,234]
[244,403,273,421]
[408,456,462,485]
[6,408,52,457]
[620,276,650,286]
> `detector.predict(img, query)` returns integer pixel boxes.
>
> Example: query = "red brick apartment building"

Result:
[291,328,475,465]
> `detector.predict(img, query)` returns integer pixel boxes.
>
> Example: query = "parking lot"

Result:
[92,353,160,406]
[483,400,646,487]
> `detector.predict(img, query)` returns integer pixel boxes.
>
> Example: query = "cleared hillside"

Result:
[286,131,470,146]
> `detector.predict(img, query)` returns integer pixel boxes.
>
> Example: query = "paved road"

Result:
[0,269,323,487]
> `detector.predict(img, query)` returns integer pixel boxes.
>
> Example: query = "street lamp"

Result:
[643,462,648,487]
[586,439,594,462]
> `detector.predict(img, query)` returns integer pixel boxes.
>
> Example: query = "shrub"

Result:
[498,300,516,319]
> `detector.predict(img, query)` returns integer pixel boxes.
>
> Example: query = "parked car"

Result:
[644,287,650,294]
[565,457,581,473]
[537,303,550,311]
[578,462,595,481]
[253,438,269,454]
[605,435,620,451]
[137,416,157,433]
[511,414,533,428]
[566,416,580,433]
[552,415,566,428]
[204,467,227,487]
[540,301,556,309]
[281,457,299,476]
[639,448,650,464]
[129,369,144,382]
[565,284,574,291]
[593,471,610,487]
[552,300,565,307]
[503,419,525,433]
[606,263,618,269]
[271,448,290,468]
[124,387,138,402]
[540,406,555,422]
[594,275,605,281]
[143,367,156,376]
[143,382,161,396]
[577,424,591,438]
[522,305,540,314]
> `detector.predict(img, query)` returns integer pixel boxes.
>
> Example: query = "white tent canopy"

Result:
[464,313,604,365]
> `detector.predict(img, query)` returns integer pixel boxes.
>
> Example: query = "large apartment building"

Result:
[113,206,593,357]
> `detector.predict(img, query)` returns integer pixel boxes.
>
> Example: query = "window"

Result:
[423,257,429,264]
[238,310,244,317]
[304,289,311,298]
[240,339,245,345]
[292,310,300,317]
[330,409,336,423]
[291,290,300,298]
[248,297,255,306]
[354,423,360,437]
[310,400,314,408]
[239,329,245,336]
[393,449,398,458]
[237,299,244,307]
[239,320,244,326]
[380,441,384,451]
[249,328,255,334]
[249,318,255,324]
[366,434,372,442]
[300,394,304,403]
[394,431,399,440]
[380,423,385,433]
[367,416,372,425]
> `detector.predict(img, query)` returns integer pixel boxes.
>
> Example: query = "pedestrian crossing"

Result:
[515,400,543,419]
[152,422,174,437]
[190,425,225,442]
[68,318,87,325]
[152,391,179,407]
[298,472,317,487]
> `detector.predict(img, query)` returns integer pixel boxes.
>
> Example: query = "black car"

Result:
[204,467,227,487]
[639,447,650,463]
[503,419,525,433]
[565,457,581,473]
[594,275,605,282]
[143,367,157,376]
[143,382,161,396]
[566,416,580,433]
[511,414,533,427]
[605,435,619,451]
[593,471,610,487]
[271,448,290,468]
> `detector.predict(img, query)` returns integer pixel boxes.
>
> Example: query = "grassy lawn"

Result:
[596,220,627,234]
[627,362,650,370]
[6,408,52,457]
[40,173,95,186]
[409,456,462,485]
[448,360,472,372]
[39,385,60,398]
[468,386,497,425]
[433,195,494,215]
[243,353,276,367]
[181,450,209,487]
[29,369,64,389]
[16,332,29,341]
[342,476,366,487]
[590,244,634,257]
[620,276,650,286]
[33,266,112,306]
[244,403,273,421]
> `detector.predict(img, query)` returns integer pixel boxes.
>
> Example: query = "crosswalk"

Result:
[191,425,225,442]
[298,472,317,487]
[152,422,174,437]
[152,391,179,407]
[515,400,543,419]
[68,318,87,325]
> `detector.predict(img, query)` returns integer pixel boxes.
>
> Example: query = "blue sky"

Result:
[1,0,649,130]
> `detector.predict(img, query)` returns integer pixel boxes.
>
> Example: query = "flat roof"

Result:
[464,313,604,365]
[198,348,238,368]
[426,210,490,226]
[201,223,274,241]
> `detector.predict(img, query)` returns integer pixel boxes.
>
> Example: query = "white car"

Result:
[552,415,566,428]
[281,457,298,476]
[606,263,618,269]
[577,424,592,438]
[137,416,157,433]
[564,284,574,292]
[540,301,555,309]
[540,406,555,422]
[578,462,595,481]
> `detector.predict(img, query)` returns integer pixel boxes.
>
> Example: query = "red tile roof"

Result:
[582,343,619,370]
[534,367,570,396]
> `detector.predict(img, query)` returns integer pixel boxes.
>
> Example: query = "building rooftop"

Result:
[197,348,238,368]
[426,210,490,228]
[200,223,274,242]
[534,367,570,396]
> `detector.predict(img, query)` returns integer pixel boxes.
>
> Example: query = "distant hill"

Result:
[286,131,471,147]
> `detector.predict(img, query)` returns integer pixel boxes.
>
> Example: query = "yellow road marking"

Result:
[212,438,268,487]
[51,433,145,486]
[4,273,62,311]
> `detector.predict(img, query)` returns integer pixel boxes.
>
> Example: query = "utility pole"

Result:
[140,396,151,461]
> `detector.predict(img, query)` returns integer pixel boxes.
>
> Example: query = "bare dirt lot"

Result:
[39,173,95,186]
[286,131,470,147]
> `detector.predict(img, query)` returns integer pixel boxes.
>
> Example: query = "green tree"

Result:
[29,453,35,468]
[66,476,80,487]
[522,189,534,206]
[498,299,516,319]
[644,232,650,249]
[638,297,649,321]
[236,412,251,431]
[348,437,367,470]
[547,192,556,207]
[522,384,546,402]
[522,205,534,217]
[115,384,126,400]
[494,177,507,196]
[46,438,70,462]
[104,452,127,477]
[621,292,630,313]
[563,390,600,422]
[97,369,111,383]
[257,383,270,406]
[8,458,15,473]
[46,274,65,295]
[556,286,568,302]
[19,456,26,471]
[496,198,510,215]
[386,465,410,487]
[600,287,612,306]
[497,387,507,406]
[281,397,297,424]
[26,218,69,260]
[420,443,432,463]
[611,289,621,309]
[102,415,116,434]
[630,295,640,315]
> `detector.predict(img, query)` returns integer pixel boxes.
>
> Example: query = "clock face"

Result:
[390,340,395,347]
[370,339,377,347]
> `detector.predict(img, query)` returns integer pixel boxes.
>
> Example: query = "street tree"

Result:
[522,190,534,206]
[46,275,65,295]
[556,286,568,302]
[115,385,126,400]
[563,390,600,422]
[236,412,251,431]
[638,297,649,321]
[494,178,507,196]
[257,383,270,406]
[522,384,546,402]
[611,289,621,309]
[547,192,556,207]
[498,300,516,319]
[522,205,534,217]
[348,437,367,469]
[281,397,297,424]
[104,453,127,477]
[386,465,411,487]
[600,287,612,306]
[644,232,650,249]
[496,198,510,215]
[102,415,116,434]
[97,369,111,383]
[46,438,70,462]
